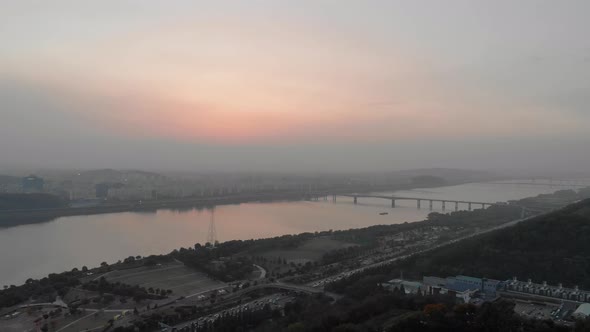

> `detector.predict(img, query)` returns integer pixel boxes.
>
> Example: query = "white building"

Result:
[573,303,590,319]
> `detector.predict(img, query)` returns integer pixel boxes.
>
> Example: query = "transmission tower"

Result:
[206,208,217,247]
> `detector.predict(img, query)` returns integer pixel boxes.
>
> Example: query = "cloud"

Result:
[1,1,589,171]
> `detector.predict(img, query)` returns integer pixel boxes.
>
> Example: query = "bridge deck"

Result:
[335,194,496,205]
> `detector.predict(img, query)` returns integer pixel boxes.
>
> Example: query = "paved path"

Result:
[253,264,266,279]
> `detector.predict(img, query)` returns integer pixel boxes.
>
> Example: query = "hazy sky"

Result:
[1,1,589,172]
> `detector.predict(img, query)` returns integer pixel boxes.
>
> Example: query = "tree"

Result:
[423,303,447,321]
[287,322,306,332]
[102,294,115,304]
[144,258,157,266]
[333,323,361,332]
[124,256,135,263]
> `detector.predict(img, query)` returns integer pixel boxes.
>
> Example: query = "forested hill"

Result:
[401,198,590,288]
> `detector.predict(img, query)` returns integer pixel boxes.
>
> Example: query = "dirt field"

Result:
[260,237,357,264]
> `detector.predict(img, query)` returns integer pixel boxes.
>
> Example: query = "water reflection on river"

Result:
[0,181,582,285]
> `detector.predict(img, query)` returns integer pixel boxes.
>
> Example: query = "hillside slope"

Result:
[402,199,590,288]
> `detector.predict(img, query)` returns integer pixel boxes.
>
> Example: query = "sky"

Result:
[1,1,589,173]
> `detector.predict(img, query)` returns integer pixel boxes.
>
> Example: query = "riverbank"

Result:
[0,181,471,227]
[0,180,573,286]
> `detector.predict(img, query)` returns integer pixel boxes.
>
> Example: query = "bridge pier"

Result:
[340,194,496,213]
[332,195,336,202]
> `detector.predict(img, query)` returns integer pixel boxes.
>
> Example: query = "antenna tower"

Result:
[206,208,217,247]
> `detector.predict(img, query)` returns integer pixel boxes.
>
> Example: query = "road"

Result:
[172,293,295,329]
[253,264,266,279]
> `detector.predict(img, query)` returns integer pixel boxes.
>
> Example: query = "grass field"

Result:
[260,237,356,264]
[104,262,225,297]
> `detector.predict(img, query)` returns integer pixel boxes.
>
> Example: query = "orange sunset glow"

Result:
[2,1,589,171]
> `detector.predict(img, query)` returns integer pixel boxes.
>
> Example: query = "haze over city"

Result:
[2,1,590,172]
[3,3,590,332]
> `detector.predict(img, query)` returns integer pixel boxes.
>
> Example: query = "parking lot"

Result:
[514,301,557,321]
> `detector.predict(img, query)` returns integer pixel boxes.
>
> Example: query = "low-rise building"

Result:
[107,186,154,200]
[422,275,503,302]
[384,279,424,294]
[504,277,590,303]
[573,303,590,319]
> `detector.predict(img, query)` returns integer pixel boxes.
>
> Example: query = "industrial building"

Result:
[421,275,590,322]
[503,277,590,303]
[423,275,503,297]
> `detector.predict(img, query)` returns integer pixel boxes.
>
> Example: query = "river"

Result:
[0,180,583,286]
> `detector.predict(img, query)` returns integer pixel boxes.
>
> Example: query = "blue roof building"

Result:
[445,275,502,296]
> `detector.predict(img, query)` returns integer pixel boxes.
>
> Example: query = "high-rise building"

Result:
[22,175,44,192]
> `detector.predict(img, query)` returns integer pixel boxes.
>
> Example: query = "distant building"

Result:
[95,182,124,198]
[95,183,110,198]
[22,175,44,192]
[107,185,153,200]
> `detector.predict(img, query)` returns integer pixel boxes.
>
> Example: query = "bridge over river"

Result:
[309,193,505,212]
